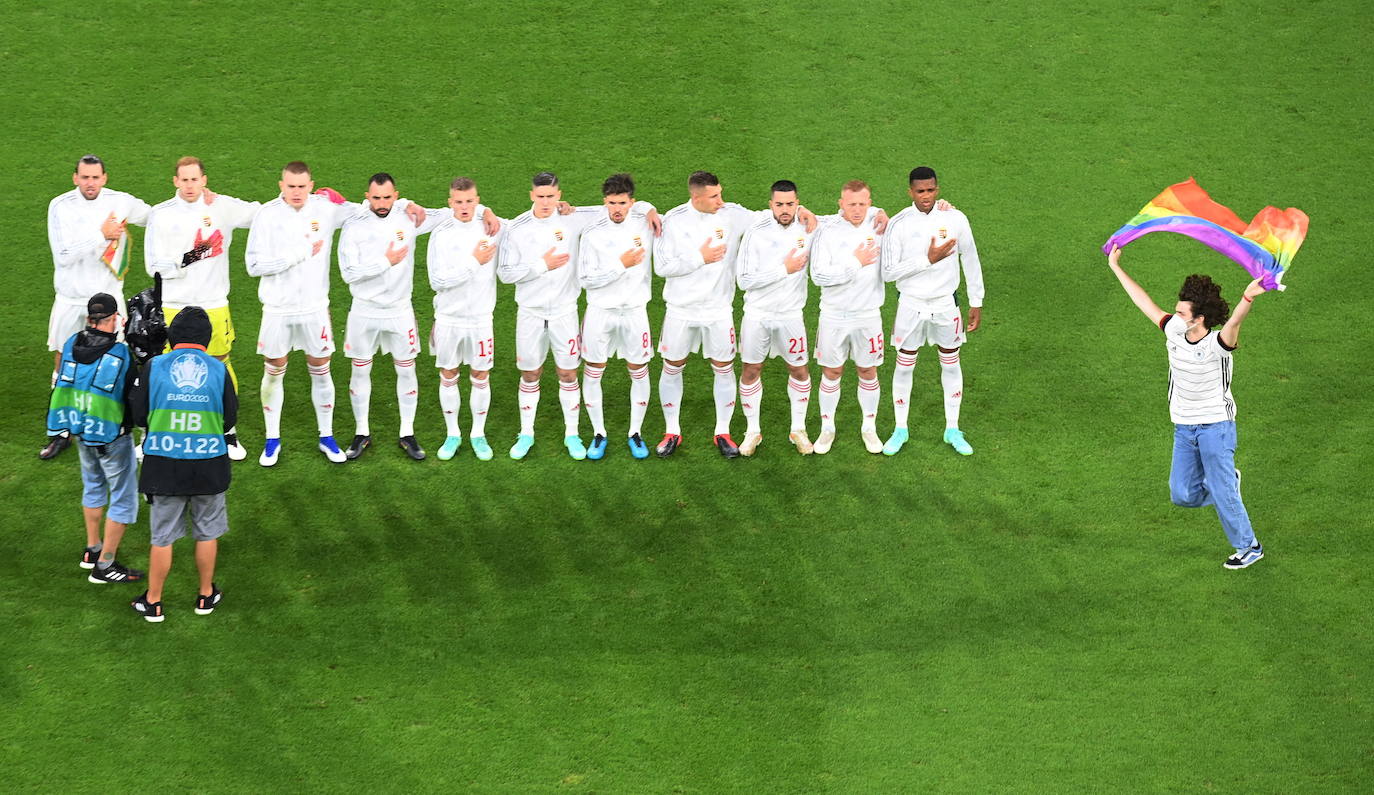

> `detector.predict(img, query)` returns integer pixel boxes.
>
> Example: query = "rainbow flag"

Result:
[1102,178,1308,291]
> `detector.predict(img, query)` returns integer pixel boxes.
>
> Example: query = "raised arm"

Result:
[1106,246,1167,326]
[1219,279,1266,348]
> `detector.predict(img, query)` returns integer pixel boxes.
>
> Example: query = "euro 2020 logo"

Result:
[170,354,209,391]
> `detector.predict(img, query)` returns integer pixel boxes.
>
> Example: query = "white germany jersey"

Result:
[146,193,261,310]
[246,194,369,315]
[810,214,885,317]
[880,204,984,307]
[428,212,501,321]
[736,215,813,317]
[48,187,152,303]
[339,204,445,316]
[578,210,655,310]
[1162,314,1237,425]
[656,202,757,319]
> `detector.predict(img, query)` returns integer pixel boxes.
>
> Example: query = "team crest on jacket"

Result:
[202,216,213,228]
[632,236,643,248]
[554,229,564,241]
[311,220,320,232]
[938,227,948,240]
[714,228,725,240]
[795,237,805,249]
[395,229,405,242]
[170,354,209,391]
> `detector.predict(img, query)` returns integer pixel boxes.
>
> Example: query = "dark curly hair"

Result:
[1178,274,1230,328]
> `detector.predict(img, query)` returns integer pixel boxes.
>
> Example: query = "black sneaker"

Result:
[195,584,223,615]
[345,434,371,460]
[398,435,426,461]
[130,592,165,623]
[656,433,682,458]
[714,433,741,459]
[39,433,71,460]
[1223,544,1264,570]
[88,561,146,584]
[80,547,99,570]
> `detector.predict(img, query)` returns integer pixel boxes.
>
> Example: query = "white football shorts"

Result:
[431,316,495,371]
[257,309,335,359]
[581,306,653,365]
[816,313,885,368]
[738,312,809,366]
[515,308,581,371]
[343,310,421,360]
[658,311,736,362]
[891,297,965,351]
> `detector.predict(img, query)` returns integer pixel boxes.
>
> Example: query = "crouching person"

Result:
[47,293,144,583]
[129,307,237,622]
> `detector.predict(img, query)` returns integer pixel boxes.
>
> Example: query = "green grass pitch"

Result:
[1,1,1371,791]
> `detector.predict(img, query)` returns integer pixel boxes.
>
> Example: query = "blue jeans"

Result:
[1169,421,1256,551]
[77,433,139,525]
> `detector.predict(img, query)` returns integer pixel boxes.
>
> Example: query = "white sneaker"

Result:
[259,438,281,467]
[788,430,813,455]
[861,428,883,454]
[225,432,248,461]
[739,432,763,456]
[814,428,836,455]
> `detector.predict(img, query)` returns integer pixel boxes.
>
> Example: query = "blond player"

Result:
[145,156,260,460]
[428,177,503,462]
[810,180,888,454]
[576,173,657,460]
[880,166,984,457]
[43,155,152,460]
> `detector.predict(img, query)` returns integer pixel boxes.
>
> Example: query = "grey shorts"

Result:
[150,493,229,546]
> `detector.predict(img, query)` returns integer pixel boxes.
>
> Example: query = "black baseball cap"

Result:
[87,293,118,320]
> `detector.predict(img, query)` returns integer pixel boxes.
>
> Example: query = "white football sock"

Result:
[628,365,649,436]
[939,349,963,429]
[349,358,373,436]
[439,373,461,436]
[559,378,581,436]
[659,362,684,435]
[739,377,762,434]
[892,351,917,429]
[469,376,491,437]
[711,362,735,435]
[307,362,335,436]
[818,375,841,432]
[582,364,606,436]
[787,375,811,432]
[518,379,540,436]
[261,362,286,439]
[395,359,418,437]
[858,377,881,431]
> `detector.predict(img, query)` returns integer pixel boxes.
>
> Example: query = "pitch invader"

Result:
[880,166,985,456]
[339,173,455,461]
[655,171,815,459]
[735,180,818,456]
[810,180,889,454]
[145,156,260,461]
[498,171,657,460]
[42,155,152,460]
[246,161,424,466]
[427,177,503,462]
[576,173,658,460]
